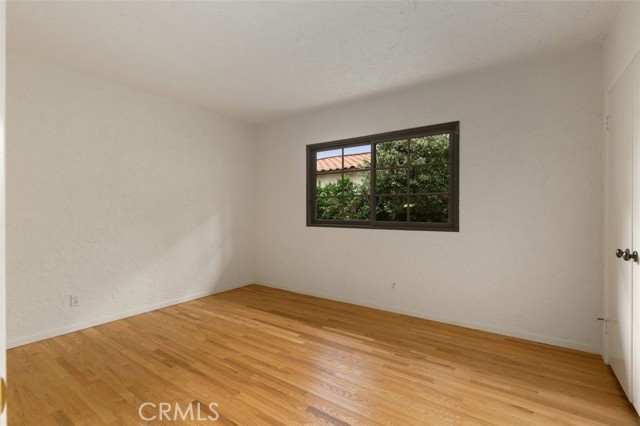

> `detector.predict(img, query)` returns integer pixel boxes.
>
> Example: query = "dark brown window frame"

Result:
[306,121,459,232]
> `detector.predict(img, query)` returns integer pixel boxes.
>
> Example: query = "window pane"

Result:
[316,148,343,172]
[375,196,408,222]
[410,134,450,165]
[343,196,370,221]
[343,170,371,195]
[376,168,408,195]
[409,195,449,223]
[376,139,409,167]
[409,164,449,193]
[316,197,342,220]
[343,144,371,170]
[317,175,344,197]
[317,174,343,194]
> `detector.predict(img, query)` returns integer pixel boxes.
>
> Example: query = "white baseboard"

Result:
[9,279,599,354]
[7,281,253,349]
[255,281,599,354]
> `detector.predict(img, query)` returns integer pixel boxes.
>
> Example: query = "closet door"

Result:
[605,55,634,400]
[633,55,640,410]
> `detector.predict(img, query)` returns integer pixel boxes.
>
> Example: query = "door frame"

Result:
[604,52,640,411]
[604,59,634,399]
[632,53,640,410]
[0,1,7,424]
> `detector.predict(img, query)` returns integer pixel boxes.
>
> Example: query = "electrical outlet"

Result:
[391,282,397,292]
[70,294,80,308]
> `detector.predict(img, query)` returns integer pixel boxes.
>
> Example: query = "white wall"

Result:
[255,48,603,352]
[7,45,607,353]
[7,54,256,347]
[603,2,640,91]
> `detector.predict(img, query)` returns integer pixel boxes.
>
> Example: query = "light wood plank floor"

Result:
[8,284,639,425]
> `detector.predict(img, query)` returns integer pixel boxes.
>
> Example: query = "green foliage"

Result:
[316,135,450,223]
[316,175,369,220]
[407,135,450,165]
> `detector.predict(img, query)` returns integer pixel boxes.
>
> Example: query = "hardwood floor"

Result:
[7,284,639,425]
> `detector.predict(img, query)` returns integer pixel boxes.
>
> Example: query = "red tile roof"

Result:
[317,153,371,172]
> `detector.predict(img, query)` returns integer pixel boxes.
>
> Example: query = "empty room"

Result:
[2,0,640,425]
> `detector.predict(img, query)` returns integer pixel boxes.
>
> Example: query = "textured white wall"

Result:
[602,2,640,91]
[7,54,256,347]
[254,48,603,352]
[8,47,605,352]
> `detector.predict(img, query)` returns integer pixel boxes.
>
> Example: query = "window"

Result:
[307,122,459,231]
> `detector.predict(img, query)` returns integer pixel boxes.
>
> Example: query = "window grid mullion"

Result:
[340,148,345,221]
[406,138,411,222]
[374,162,448,171]
[370,141,376,223]
[375,192,449,197]
[448,131,453,225]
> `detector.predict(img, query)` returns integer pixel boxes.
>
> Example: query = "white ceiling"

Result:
[8,1,620,124]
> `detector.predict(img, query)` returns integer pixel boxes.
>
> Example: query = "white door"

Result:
[605,54,635,400]
[632,55,640,410]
